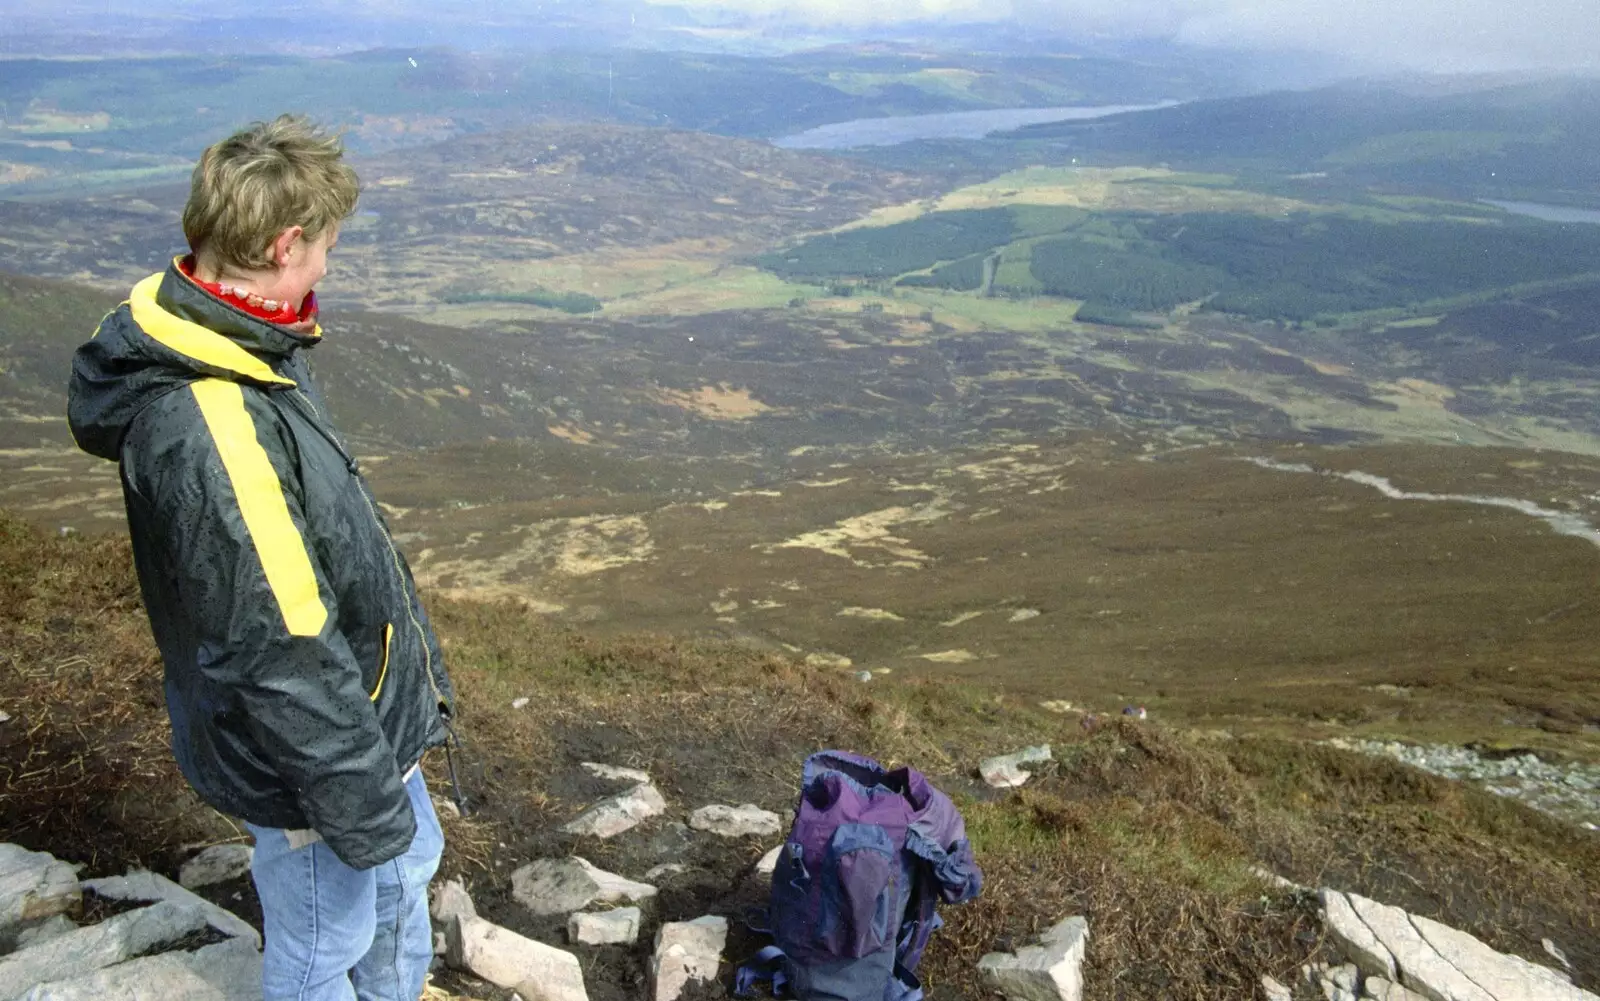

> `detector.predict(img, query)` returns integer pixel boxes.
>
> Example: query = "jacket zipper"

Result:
[283,388,450,718]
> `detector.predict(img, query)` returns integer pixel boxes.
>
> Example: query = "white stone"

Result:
[512,697,531,709]
[1544,938,1573,971]
[755,845,782,875]
[15,936,263,1001]
[643,864,687,882]
[582,763,653,785]
[80,870,260,950]
[575,858,657,907]
[511,859,655,918]
[1345,894,1492,1001]
[1333,891,1599,1001]
[687,804,781,839]
[178,844,254,889]
[0,845,80,936]
[1261,974,1292,1001]
[447,915,588,1001]
[563,783,668,839]
[1322,889,1397,981]
[978,745,1052,789]
[0,900,210,999]
[12,914,76,951]
[652,916,727,1001]
[430,878,478,932]
[976,915,1089,1001]
[1411,911,1590,1001]
[569,907,642,946]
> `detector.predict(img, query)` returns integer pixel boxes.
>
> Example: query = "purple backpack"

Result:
[736,751,982,1001]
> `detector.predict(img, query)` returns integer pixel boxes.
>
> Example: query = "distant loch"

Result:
[772,103,1175,150]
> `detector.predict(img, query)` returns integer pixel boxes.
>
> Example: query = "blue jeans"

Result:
[247,769,443,1001]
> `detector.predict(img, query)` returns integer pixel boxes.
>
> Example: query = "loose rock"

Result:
[13,914,76,951]
[80,870,259,950]
[977,915,1089,1001]
[0,845,81,937]
[430,878,478,934]
[447,914,588,1001]
[1260,974,1292,1001]
[511,858,656,918]
[15,935,262,1001]
[563,783,668,839]
[687,804,781,839]
[755,845,782,876]
[178,844,253,890]
[0,900,209,999]
[652,916,727,1001]
[643,864,687,882]
[978,745,1052,789]
[569,907,641,946]
[1321,889,1596,1001]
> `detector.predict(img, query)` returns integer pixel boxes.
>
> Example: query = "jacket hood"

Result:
[68,260,322,460]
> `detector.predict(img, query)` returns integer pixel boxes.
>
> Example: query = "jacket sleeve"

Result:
[126,380,413,870]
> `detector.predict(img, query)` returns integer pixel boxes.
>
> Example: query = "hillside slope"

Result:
[1,513,1595,999]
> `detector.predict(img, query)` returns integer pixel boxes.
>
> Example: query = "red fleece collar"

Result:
[178,257,319,330]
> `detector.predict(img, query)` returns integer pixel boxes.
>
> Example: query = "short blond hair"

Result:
[182,114,359,272]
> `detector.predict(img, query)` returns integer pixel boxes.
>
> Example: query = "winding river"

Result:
[1246,458,1600,550]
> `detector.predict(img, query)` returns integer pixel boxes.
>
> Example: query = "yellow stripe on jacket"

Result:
[190,379,329,637]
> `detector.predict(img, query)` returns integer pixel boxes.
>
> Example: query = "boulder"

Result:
[687,805,781,839]
[563,783,667,840]
[977,915,1089,1001]
[652,916,727,1001]
[0,900,209,999]
[1323,890,1599,1001]
[15,935,263,1001]
[0,846,80,937]
[445,915,587,1001]
[80,870,260,950]
[178,845,253,890]
[978,746,1052,789]
[569,907,642,946]
[1322,889,1397,981]
[511,858,656,918]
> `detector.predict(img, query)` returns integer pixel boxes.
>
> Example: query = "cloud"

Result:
[654,0,1599,73]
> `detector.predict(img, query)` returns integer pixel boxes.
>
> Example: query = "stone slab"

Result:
[15,936,262,1001]
[178,845,253,890]
[977,915,1088,1001]
[0,846,80,937]
[80,870,260,951]
[569,907,641,946]
[652,916,727,1001]
[563,784,667,839]
[686,805,781,839]
[447,914,587,1001]
[0,900,207,998]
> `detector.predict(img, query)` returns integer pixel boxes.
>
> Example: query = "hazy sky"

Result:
[654,0,1598,73]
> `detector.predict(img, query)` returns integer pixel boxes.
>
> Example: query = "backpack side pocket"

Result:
[820,823,897,958]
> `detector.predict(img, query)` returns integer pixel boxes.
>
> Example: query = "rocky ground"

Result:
[2,515,1598,999]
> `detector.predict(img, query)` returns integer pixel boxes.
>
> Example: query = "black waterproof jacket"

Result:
[67,260,455,870]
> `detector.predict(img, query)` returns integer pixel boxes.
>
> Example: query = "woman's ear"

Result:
[269,225,306,268]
